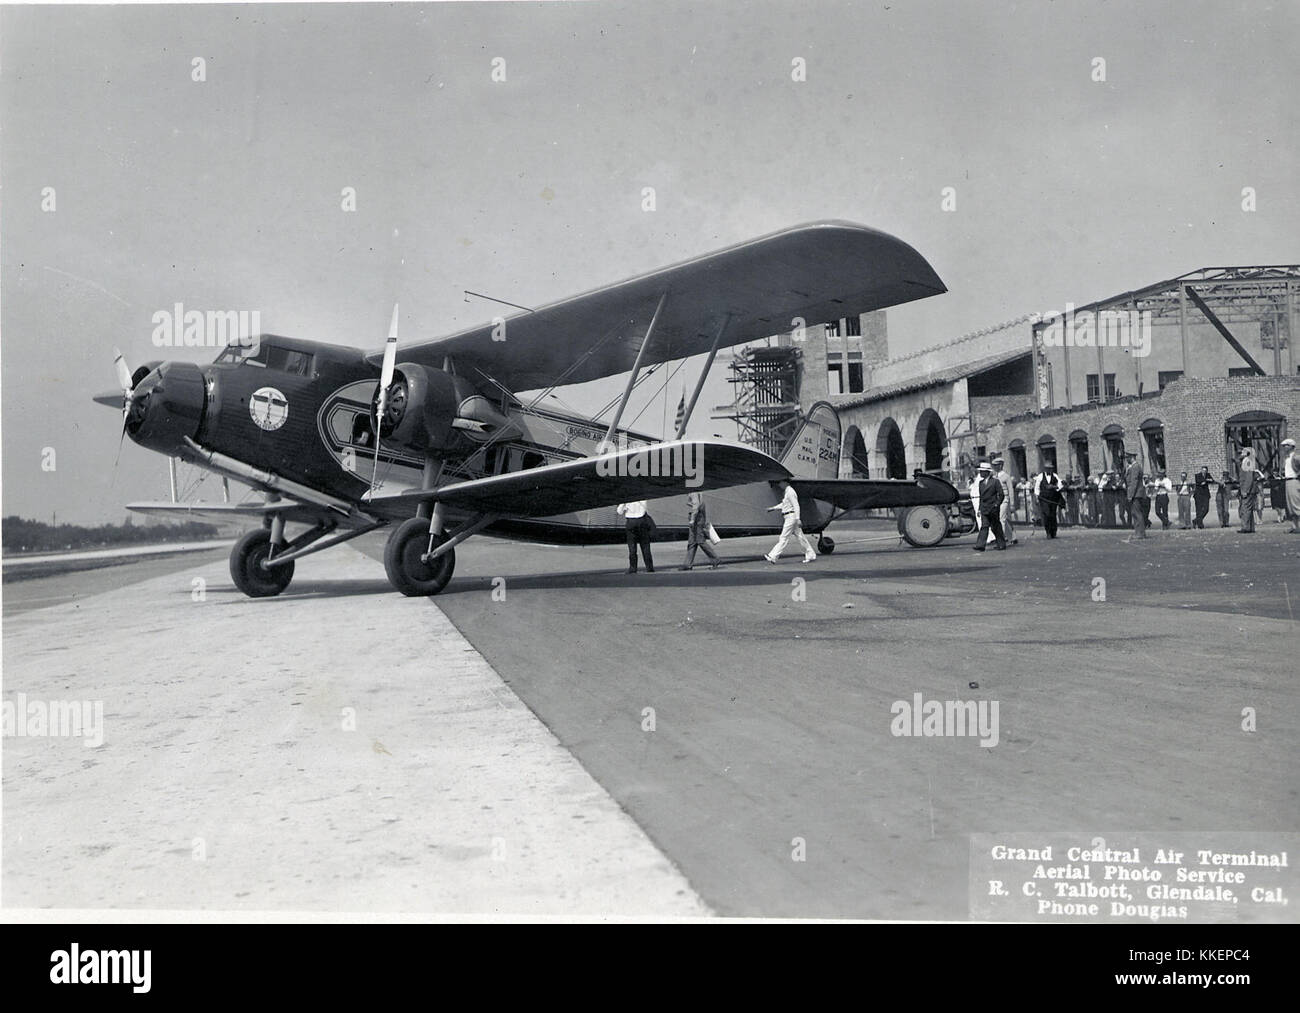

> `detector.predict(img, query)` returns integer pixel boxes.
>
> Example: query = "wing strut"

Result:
[602,290,668,448]
[675,313,731,439]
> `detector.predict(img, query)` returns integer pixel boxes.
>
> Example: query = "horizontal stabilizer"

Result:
[367,440,790,518]
[791,474,958,512]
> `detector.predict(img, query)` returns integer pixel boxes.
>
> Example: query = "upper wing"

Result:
[367,221,945,392]
[364,439,790,518]
[790,474,959,512]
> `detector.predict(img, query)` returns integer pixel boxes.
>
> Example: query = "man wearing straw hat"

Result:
[1282,437,1300,534]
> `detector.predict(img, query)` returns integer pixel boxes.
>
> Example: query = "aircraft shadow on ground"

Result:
[206,578,397,602]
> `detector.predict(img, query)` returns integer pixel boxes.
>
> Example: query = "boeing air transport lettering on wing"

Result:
[95,221,957,598]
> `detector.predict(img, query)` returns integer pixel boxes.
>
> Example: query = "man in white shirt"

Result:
[1175,471,1193,529]
[992,457,1017,545]
[1032,464,1065,538]
[1283,438,1300,534]
[764,480,816,563]
[616,500,655,573]
[1151,470,1173,529]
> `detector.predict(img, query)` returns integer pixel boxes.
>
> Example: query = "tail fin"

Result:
[779,400,842,479]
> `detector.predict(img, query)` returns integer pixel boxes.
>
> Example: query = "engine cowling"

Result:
[376,363,486,455]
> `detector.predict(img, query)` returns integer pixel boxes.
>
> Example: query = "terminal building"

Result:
[717,266,1300,490]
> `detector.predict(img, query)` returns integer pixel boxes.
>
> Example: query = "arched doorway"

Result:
[1036,434,1057,471]
[1102,424,1125,472]
[877,417,907,479]
[842,425,870,478]
[914,409,947,473]
[1140,418,1166,474]
[1068,429,1090,479]
[1007,439,1027,480]
[1225,410,1285,479]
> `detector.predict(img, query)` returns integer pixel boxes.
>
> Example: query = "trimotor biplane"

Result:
[95,221,957,597]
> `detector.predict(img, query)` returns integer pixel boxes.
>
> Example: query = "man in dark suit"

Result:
[1193,466,1213,529]
[971,462,1007,551]
[1124,451,1149,539]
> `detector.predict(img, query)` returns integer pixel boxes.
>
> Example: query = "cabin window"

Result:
[264,346,313,376]
[350,412,376,448]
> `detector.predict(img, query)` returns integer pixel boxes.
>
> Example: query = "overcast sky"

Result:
[3,0,1297,524]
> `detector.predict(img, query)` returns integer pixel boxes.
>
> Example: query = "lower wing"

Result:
[126,501,354,527]
[365,439,790,519]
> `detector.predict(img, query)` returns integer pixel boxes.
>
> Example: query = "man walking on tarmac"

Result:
[992,456,1017,545]
[1032,463,1066,538]
[764,479,817,564]
[971,462,1007,551]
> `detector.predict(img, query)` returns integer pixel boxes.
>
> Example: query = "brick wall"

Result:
[970,394,1037,433]
[988,376,1299,478]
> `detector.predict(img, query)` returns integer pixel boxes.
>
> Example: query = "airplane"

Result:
[94,220,959,598]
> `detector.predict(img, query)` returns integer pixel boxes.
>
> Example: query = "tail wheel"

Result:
[817,535,835,554]
[898,504,949,548]
[229,528,295,597]
[384,516,456,596]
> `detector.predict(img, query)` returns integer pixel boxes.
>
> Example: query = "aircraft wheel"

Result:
[230,529,295,597]
[384,517,456,596]
[898,504,949,548]
[817,535,835,554]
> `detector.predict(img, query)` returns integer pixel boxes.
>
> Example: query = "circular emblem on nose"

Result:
[250,386,289,431]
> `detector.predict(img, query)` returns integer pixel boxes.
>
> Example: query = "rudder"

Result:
[779,400,842,480]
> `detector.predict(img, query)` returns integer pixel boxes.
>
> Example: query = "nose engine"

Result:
[124,360,207,454]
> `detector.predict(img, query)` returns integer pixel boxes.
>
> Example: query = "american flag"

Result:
[674,387,686,434]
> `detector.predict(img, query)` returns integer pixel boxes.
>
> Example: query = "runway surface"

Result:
[2,547,230,617]
[359,519,1299,919]
[4,518,1297,919]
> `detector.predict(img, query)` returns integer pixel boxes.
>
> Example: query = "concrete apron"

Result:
[1,546,708,918]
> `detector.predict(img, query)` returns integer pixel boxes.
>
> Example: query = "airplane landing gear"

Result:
[229,529,295,597]
[817,535,835,554]
[384,516,456,596]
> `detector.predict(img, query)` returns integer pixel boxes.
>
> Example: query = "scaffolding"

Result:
[714,345,803,459]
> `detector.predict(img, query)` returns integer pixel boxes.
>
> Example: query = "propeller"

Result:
[107,347,137,471]
[368,304,400,497]
[113,346,134,402]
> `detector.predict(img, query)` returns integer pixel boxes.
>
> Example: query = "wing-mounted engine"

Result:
[375,363,520,456]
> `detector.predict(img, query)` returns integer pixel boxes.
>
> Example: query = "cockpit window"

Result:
[214,343,312,376]
[213,344,254,365]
